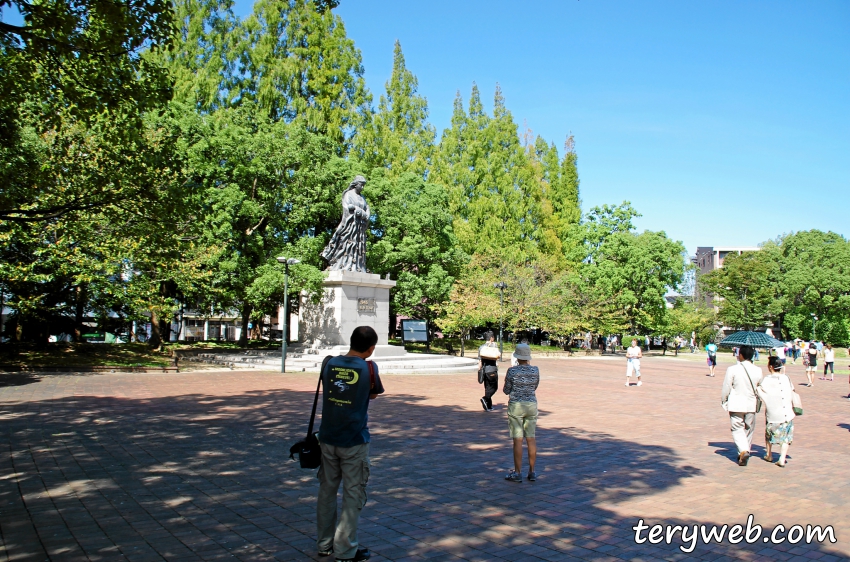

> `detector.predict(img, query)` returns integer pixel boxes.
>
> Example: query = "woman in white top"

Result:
[822,344,835,381]
[757,356,796,467]
[625,339,643,387]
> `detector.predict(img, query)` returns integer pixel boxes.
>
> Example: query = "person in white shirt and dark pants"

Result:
[721,345,763,466]
[822,344,835,381]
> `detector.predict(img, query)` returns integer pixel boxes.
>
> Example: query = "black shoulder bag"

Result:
[289,355,332,469]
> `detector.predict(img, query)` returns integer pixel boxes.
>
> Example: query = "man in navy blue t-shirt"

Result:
[316,326,384,562]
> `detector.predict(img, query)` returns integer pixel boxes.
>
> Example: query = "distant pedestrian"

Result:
[805,341,818,387]
[690,332,696,353]
[478,332,499,411]
[706,342,718,377]
[773,344,786,369]
[645,335,650,350]
[625,339,643,387]
[503,344,540,483]
[822,344,835,381]
[721,345,763,466]
[757,356,795,468]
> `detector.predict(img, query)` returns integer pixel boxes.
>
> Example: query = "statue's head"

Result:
[347,175,367,192]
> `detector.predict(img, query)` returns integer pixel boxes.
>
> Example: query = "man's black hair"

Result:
[739,345,755,361]
[350,326,378,353]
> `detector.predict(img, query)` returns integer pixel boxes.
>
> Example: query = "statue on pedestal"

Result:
[321,175,369,272]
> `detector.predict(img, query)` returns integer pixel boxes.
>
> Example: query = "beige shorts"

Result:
[507,401,538,438]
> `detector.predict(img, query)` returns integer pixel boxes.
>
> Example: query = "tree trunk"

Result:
[73,283,87,342]
[238,303,253,348]
[149,310,162,349]
[460,328,467,357]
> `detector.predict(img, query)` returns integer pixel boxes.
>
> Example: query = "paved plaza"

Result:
[1,355,848,561]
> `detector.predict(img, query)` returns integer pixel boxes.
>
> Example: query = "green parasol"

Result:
[719,331,784,349]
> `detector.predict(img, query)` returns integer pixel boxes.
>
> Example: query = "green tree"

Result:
[774,231,850,344]
[238,0,370,145]
[435,261,500,356]
[662,300,718,354]
[699,249,780,331]
[353,40,435,178]
[177,103,347,345]
[155,0,241,111]
[584,229,686,334]
[433,84,551,261]
[366,172,467,326]
[0,107,201,343]
[1,0,174,222]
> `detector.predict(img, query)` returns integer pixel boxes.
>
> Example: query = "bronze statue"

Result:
[321,175,369,272]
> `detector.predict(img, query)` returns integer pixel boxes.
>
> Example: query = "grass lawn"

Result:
[0,343,175,368]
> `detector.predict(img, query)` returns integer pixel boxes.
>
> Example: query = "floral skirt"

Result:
[765,419,794,445]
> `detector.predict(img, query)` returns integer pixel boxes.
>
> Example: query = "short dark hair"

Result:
[738,345,755,361]
[350,326,378,353]
[485,331,494,341]
[768,356,783,372]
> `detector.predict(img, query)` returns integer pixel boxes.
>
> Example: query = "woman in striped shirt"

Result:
[503,344,540,483]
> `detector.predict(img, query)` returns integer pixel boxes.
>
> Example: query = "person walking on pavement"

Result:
[721,345,763,466]
[316,326,385,562]
[758,356,796,468]
[773,344,787,370]
[805,341,818,387]
[503,344,540,483]
[706,342,718,377]
[478,332,499,411]
[625,339,643,387]
[822,343,835,381]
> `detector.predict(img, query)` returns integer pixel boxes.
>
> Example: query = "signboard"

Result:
[358,298,377,313]
[401,319,429,343]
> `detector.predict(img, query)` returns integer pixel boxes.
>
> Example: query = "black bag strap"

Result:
[307,355,333,438]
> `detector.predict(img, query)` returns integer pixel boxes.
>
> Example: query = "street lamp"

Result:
[811,314,818,340]
[277,256,301,373]
[494,282,507,362]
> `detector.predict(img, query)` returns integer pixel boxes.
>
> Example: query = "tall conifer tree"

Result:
[238,0,370,145]
[354,41,435,177]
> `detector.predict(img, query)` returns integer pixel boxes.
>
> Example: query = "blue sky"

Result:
[320,0,848,255]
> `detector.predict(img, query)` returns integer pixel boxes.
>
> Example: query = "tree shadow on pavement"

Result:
[0,388,844,561]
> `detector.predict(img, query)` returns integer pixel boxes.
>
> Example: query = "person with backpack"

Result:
[805,341,818,387]
[706,342,718,376]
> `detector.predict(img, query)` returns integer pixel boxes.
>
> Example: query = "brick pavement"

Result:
[0,355,848,561]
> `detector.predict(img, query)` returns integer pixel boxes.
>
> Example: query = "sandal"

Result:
[763,454,773,462]
[775,461,786,468]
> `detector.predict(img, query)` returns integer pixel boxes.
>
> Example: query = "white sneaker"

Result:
[625,382,630,386]
[637,381,643,386]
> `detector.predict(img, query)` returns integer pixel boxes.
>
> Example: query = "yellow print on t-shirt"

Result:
[331,367,359,385]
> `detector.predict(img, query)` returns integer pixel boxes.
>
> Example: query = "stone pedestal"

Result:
[298,270,397,347]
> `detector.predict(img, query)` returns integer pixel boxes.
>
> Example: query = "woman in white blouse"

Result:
[757,356,796,467]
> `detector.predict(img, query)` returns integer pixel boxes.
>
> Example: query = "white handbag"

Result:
[479,345,500,360]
